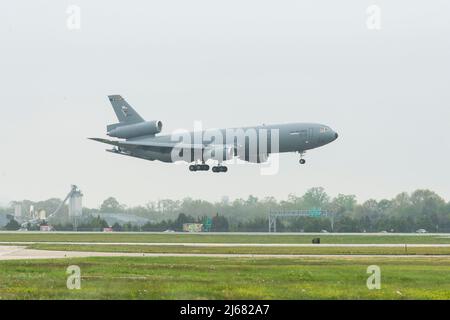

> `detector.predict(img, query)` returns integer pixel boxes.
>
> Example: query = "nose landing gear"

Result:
[298,151,306,164]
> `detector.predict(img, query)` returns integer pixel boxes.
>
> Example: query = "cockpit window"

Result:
[320,127,330,133]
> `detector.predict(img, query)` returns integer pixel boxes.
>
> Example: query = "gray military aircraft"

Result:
[90,95,338,173]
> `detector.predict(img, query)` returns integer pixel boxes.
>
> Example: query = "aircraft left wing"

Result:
[89,137,207,151]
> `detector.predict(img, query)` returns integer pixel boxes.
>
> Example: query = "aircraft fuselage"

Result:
[92,95,339,172]
[114,122,338,163]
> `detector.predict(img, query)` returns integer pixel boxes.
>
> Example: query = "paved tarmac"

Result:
[2,242,450,247]
[1,246,450,261]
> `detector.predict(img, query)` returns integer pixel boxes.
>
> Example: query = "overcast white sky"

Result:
[0,1,449,207]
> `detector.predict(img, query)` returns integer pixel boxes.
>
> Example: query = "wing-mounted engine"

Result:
[107,120,163,139]
[203,145,234,162]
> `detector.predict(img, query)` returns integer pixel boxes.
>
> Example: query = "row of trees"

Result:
[3,188,450,232]
[92,188,450,232]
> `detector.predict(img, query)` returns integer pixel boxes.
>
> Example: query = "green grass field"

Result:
[27,243,450,255]
[1,256,450,299]
[2,232,450,299]
[1,232,450,244]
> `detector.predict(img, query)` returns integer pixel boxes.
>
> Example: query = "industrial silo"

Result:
[14,204,22,219]
[69,189,83,217]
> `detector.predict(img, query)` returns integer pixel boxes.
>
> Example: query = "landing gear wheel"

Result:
[299,159,306,165]
[190,164,210,171]
[212,165,228,173]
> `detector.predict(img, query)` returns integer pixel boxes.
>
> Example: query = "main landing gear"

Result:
[189,164,210,172]
[212,165,228,173]
[188,163,228,173]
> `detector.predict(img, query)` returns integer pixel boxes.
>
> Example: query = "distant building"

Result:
[40,225,53,232]
[183,223,204,233]
[96,213,152,227]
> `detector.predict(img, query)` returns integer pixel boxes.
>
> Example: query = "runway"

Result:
[1,231,449,236]
[1,246,450,261]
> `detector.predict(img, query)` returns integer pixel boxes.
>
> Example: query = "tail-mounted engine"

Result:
[107,120,163,139]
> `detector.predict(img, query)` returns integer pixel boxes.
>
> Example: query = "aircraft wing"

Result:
[89,138,207,151]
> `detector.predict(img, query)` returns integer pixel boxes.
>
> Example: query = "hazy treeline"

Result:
[2,188,450,232]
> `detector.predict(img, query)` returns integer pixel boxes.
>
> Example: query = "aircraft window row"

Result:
[290,130,307,136]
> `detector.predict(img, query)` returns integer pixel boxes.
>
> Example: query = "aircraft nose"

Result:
[334,132,339,140]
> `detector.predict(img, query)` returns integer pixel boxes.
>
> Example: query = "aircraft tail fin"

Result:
[107,95,145,127]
